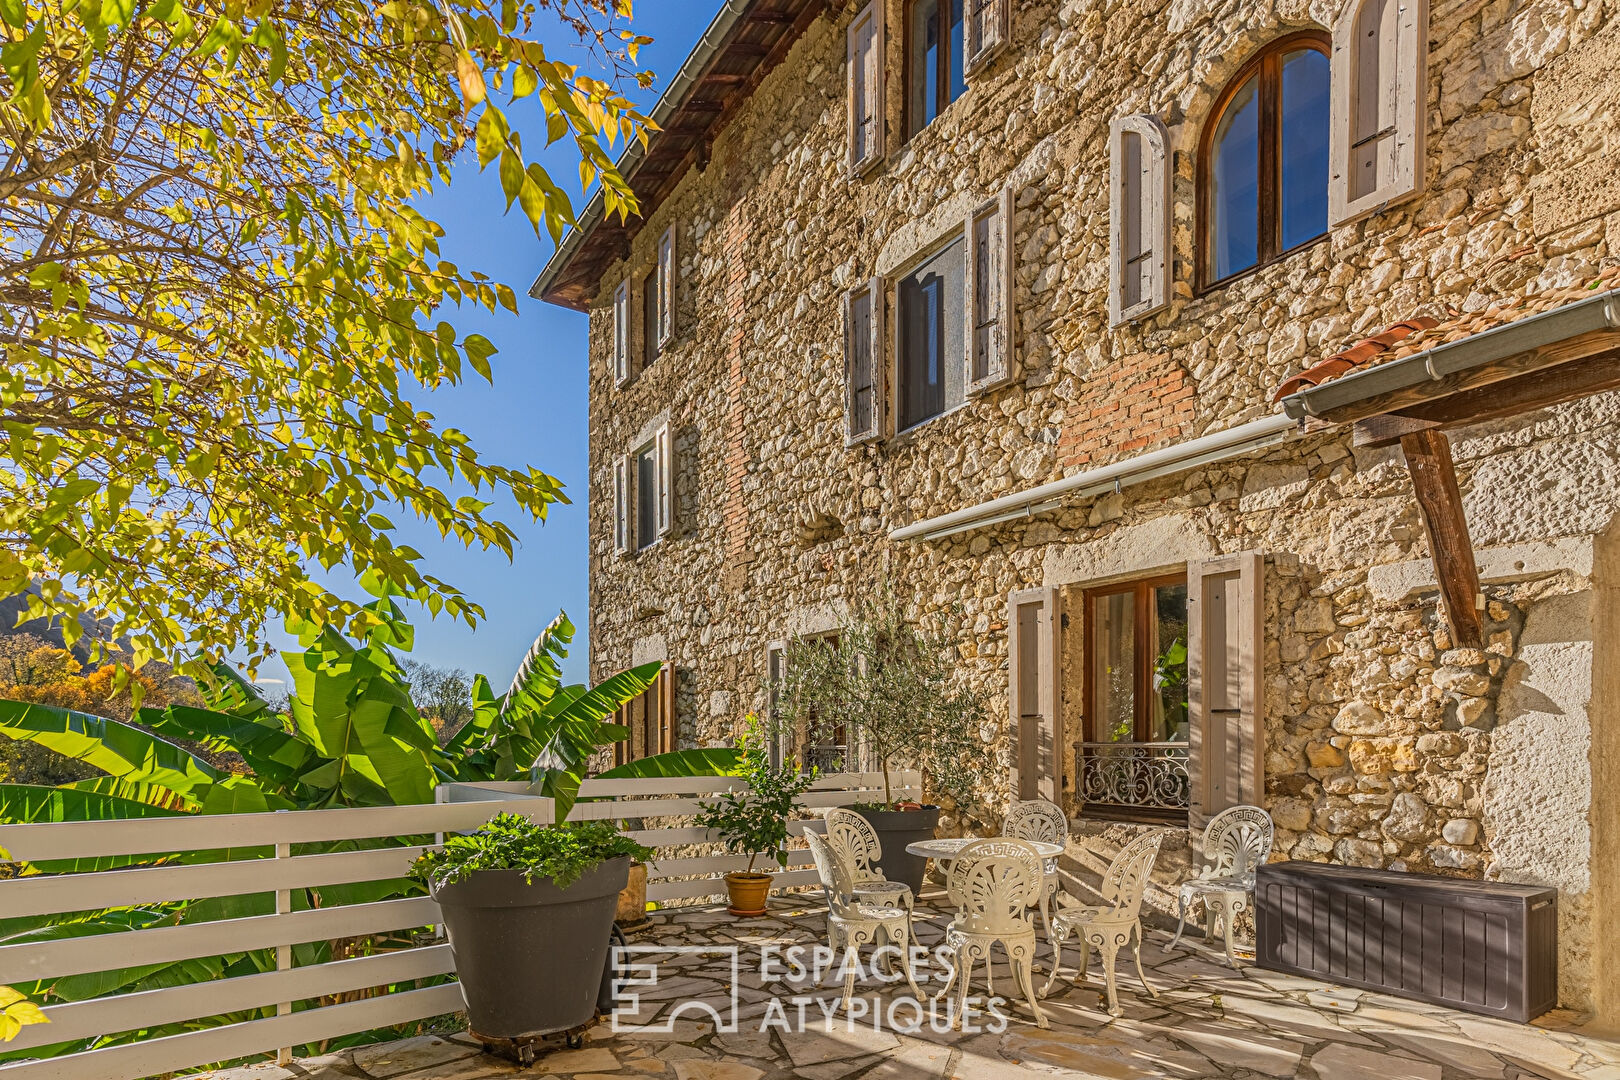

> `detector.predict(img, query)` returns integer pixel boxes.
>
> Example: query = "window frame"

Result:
[619,423,672,557]
[902,0,965,142]
[1196,30,1332,294]
[1081,571,1189,747]
[892,230,969,436]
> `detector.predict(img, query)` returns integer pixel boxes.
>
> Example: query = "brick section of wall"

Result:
[1058,353,1196,471]
[722,200,752,583]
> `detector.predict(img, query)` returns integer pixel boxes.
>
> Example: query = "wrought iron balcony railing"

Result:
[1077,740,1190,813]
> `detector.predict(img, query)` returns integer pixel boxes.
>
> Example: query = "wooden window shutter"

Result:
[1186,552,1264,827]
[1007,586,1061,804]
[963,0,1009,76]
[844,280,884,443]
[654,423,673,539]
[612,281,631,385]
[657,227,676,347]
[613,701,629,767]
[1330,0,1427,225]
[846,2,885,176]
[657,662,675,754]
[965,188,1014,396]
[766,642,788,768]
[1109,115,1172,325]
[613,454,630,555]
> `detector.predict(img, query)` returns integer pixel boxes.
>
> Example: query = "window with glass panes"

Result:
[905,0,965,139]
[1084,574,1190,746]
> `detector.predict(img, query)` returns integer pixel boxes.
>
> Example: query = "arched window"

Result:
[1199,31,1332,289]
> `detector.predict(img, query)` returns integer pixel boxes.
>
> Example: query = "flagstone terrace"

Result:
[200,894,1620,1080]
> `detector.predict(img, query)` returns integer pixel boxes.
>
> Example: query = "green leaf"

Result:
[0,700,223,796]
[462,334,495,381]
[597,748,742,780]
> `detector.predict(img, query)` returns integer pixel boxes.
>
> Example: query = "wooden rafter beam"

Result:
[1400,430,1484,650]
[1354,350,1620,447]
[1316,327,1620,427]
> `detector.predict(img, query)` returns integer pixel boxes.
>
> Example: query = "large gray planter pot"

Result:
[431,856,629,1039]
[855,805,940,894]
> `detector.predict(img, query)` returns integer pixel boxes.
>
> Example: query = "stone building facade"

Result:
[534,0,1620,1021]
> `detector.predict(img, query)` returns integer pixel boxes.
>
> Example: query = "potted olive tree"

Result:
[695,717,817,917]
[412,814,651,1040]
[780,596,991,892]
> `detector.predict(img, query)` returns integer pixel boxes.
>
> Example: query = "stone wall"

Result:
[579,0,1620,1014]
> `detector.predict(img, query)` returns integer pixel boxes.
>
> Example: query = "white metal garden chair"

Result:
[804,828,925,1013]
[1002,798,1067,969]
[935,838,1049,1029]
[1044,829,1166,1016]
[1167,804,1274,968]
[824,807,914,935]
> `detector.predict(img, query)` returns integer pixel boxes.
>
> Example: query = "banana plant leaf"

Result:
[137,704,316,786]
[285,636,439,807]
[527,663,663,822]
[0,700,222,796]
[62,775,193,810]
[596,748,742,779]
[1,782,191,824]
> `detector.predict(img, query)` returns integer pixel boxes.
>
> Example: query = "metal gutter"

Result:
[1279,286,1620,420]
[528,0,757,303]
[888,413,1302,544]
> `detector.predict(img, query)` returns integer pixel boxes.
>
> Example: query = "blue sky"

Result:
[260,5,713,693]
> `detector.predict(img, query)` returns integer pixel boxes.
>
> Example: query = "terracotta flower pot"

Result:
[615,861,650,930]
[724,870,772,916]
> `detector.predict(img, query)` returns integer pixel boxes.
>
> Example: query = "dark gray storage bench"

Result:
[1255,861,1557,1022]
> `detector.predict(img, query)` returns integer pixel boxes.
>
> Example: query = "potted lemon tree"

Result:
[696,717,816,917]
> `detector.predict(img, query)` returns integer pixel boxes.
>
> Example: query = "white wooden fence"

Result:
[0,771,920,1080]
[446,770,922,902]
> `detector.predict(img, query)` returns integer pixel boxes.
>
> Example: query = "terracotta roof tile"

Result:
[1271,265,1620,402]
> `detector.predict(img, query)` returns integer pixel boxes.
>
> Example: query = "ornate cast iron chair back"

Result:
[1098,828,1167,915]
[1003,799,1068,845]
[824,807,886,884]
[1203,804,1274,879]
[945,838,1045,937]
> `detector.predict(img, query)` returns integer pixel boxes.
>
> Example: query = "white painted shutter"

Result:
[965,188,1014,396]
[846,2,885,176]
[1007,587,1061,804]
[1330,0,1427,225]
[1187,552,1264,827]
[612,280,630,385]
[613,454,630,555]
[964,0,1009,76]
[657,227,676,347]
[844,279,884,443]
[1109,115,1171,325]
[654,423,673,539]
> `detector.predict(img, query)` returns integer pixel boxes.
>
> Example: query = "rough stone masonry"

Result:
[557,0,1620,1021]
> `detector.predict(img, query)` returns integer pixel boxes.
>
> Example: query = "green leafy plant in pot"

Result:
[412,814,651,1040]
[779,594,993,892]
[695,716,817,917]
